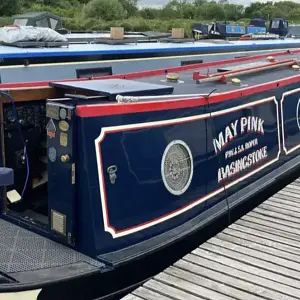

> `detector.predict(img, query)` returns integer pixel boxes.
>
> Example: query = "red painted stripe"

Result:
[0,49,299,90]
[76,74,300,117]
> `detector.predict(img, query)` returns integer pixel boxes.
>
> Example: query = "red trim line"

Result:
[0,49,299,90]
[76,74,300,117]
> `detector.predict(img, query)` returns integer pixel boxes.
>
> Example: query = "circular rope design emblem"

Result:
[161,140,193,195]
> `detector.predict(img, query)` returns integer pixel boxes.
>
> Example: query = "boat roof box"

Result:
[50,78,174,101]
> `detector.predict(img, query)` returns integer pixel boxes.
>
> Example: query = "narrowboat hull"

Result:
[1,50,300,298]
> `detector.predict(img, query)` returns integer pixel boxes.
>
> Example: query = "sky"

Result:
[138,0,300,7]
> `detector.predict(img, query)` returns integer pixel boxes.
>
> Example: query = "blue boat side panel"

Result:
[281,87,300,155]
[68,80,295,257]
[226,25,246,34]
[207,97,280,193]
[247,27,267,34]
[0,39,300,59]
[97,113,208,231]
[94,97,279,235]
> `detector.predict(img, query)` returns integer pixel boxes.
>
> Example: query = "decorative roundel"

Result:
[60,108,67,120]
[161,140,193,196]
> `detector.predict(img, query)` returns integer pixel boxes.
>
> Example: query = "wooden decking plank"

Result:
[265,199,300,212]
[284,184,300,192]
[123,178,300,299]
[122,295,144,300]
[193,248,300,289]
[174,259,298,300]
[247,211,300,230]
[154,272,235,300]
[271,193,300,205]
[252,207,300,224]
[240,215,300,238]
[201,240,300,280]
[183,253,300,298]
[241,214,300,236]
[283,185,300,193]
[290,181,300,187]
[269,196,300,209]
[208,237,300,272]
[259,203,300,219]
[132,287,174,300]
[290,178,300,185]
[165,265,266,300]
[216,232,300,263]
[277,190,300,201]
[227,223,300,252]
[285,182,300,190]
[144,279,203,300]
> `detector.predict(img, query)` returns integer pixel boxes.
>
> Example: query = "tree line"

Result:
[1,0,300,21]
[0,0,300,34]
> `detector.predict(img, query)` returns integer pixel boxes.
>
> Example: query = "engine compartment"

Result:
[3,100,48,226]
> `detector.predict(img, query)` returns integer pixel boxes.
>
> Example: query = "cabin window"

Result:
[271,20,280,28]
[36,18,49,28]
[49,18,58,29]
[76,67,113,79]
[283,21,288,28]
[13,18,28,26]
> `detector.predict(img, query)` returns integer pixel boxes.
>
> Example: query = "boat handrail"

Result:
[116,93,218,103]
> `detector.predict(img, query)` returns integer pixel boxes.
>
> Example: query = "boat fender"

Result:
[292,64,300,71]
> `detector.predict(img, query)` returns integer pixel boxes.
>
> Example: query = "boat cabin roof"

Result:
[1,49,300,108]
[49,50,300,99]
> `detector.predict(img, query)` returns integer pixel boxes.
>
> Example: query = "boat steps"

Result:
[122,178,300,300]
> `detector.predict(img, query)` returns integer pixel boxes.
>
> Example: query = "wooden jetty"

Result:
[122,178,300,300]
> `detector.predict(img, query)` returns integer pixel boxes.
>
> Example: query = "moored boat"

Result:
[1,21,300,69]
[0,48,297,84]
[1,49,300,299]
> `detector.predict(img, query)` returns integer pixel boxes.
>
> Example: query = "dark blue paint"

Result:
[66,81,300,258]
[3,80,300,263]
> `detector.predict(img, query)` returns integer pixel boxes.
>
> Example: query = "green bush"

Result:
[0,17,12,27]
[84,0,127,21]
[61,17,198,36]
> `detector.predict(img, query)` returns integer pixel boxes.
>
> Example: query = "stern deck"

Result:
[0,218,105,286]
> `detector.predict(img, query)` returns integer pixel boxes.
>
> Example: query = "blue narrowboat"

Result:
[1,49,300,299]
[206,18,288,39]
